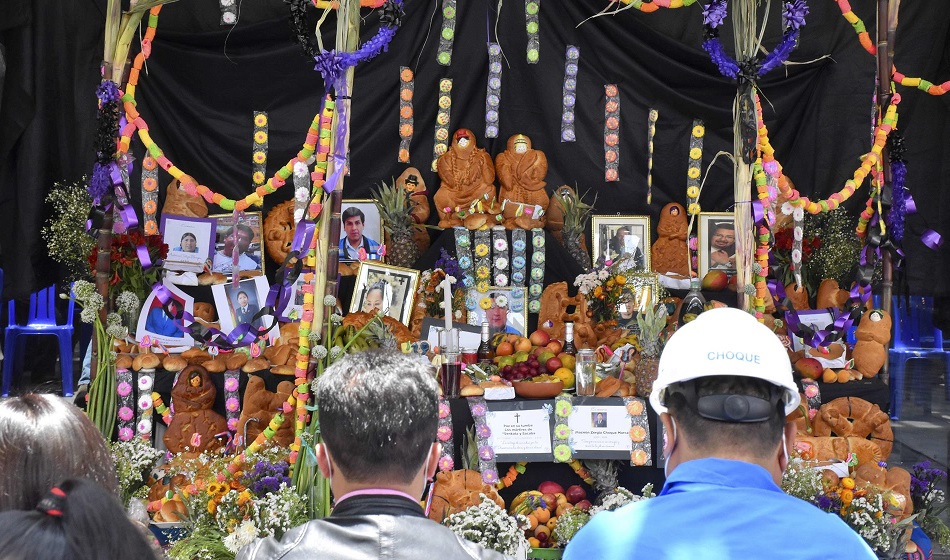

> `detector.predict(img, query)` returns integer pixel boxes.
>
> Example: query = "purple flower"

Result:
[702,0,728,29]
[88,162,112,205]
[782,0,809,31]
[470,403,487,418]
[481,469,498,484]
[476,423,492,439]
[244,460,291,496]
[816,494,836,511]
[478,445,495,461]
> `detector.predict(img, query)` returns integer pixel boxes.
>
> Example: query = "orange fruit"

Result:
[526,514,539,530]
[496,342,514,356]
[534,507,550,524]
[553,367,575,389]
[558,353,576,371]
[528,537,541,548]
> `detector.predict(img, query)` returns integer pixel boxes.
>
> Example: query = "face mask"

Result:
[664,417,677,479]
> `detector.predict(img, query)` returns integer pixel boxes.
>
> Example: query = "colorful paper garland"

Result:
[398,67,414,162]
[432,78,453,172]
[604,84,620,182]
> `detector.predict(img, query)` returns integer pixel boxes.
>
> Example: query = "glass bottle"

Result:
[678,277,707,327]
[562,322,577,356]
[476,322,494,363]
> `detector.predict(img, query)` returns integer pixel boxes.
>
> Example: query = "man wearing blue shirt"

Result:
[565,308,876,560]
[338,207,380,261]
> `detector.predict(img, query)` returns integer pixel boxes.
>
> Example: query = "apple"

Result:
[701,270,729,291]
[529,329,551,347]
[538,351,555,364]
[533,346,548,357]
[565,485,587,504]
[515,337,533,353]
[513,351,531,363]
[574,499,592,512]
[545,340,563,355]
[545,357,562,373]
[538,481,565,495]
[541,493,557,511]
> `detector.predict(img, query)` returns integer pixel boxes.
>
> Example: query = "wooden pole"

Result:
[313,0,360,337]
[877,0,897,382]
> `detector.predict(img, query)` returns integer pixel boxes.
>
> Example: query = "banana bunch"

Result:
[610,334,640,351]
[329,325,378,354]
[509,490,548,516]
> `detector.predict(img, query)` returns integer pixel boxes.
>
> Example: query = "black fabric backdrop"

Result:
[0,0,948,306]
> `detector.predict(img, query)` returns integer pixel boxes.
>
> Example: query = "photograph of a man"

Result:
[212,223,260,274]
[485,292,520,337]
[708,221,736,273]
[592,412,607,428]
[339,206,380,261]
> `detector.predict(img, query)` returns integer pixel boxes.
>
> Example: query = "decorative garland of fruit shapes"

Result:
[835,0,950,96]
[617,0,700,10]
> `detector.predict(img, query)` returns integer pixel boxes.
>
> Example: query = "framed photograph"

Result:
[339,199,383,262]
[209,212,264,277]
[466,287,528,337]
[278,273,311,322]
[591,215,652,270]
[349,262,419,325]
[420,317,482,350]
[211,276,278,345]
[698,212,736,278]
[135,280,194,351]
[615,272,660,330]
[161,214,217,273]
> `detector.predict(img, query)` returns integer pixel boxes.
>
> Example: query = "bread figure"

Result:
[651,202,690,277]
[427,469,504,523]
[795,435,883,467]
[433,129,497,228]
[496,134,549,229]
[395,167,432,255]
[815,279,850,309]
[852,309,891,379]
[163,365,229,453]
[162,177,208,218]
[237,375,295,450]
[263,199,297,264]
[854,463,913,518]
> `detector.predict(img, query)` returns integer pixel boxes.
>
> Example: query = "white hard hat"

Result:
[650,307,801,416]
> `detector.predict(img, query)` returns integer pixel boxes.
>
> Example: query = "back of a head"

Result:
[650,308,801,459]
[0,478,158,560]
[0,394,119,511]
[316,350,438,484]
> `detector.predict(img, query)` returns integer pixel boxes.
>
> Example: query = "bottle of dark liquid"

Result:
[678,277,707,327]
[562,322,577,356]
[477,322,494,363]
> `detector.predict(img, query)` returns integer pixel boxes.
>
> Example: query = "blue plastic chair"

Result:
[886,295,949,420]
[1,285,75,397]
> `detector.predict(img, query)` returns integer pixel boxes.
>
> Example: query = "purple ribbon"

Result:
[921,229,944,249]
[266,220,317,321]
[905,195,917,215]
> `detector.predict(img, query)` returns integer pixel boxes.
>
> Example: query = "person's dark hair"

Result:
[0,478,158,560]
[316,350,437,484]
[0,394,119,511]
[237,290,249,299]
[713,222,735,232]
[342,206,366,224]
[664,376,785,459]
[180,232,197,243]
[227,223,254,240]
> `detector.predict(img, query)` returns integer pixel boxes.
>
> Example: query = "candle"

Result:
[440,277,453,332]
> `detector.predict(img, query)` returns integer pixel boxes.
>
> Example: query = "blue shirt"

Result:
[564,458,876,560]
[339,235,380,261]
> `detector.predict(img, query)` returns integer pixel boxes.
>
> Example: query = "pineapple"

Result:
[553,187,595,272]
[372,179,422,269]
[363,316,400,352]
[634,303,668,397]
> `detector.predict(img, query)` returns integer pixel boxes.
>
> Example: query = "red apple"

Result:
[574,499,592,512]
[545,357,562,373]
[538,481,565,495]
[795,357,824,380]
[565,485,587,504]
[529,329,551,347]
[545,340,563,355]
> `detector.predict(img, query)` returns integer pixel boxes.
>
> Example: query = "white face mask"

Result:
[457,138,469,148]
[664,417,677,479]
[515,142,527,154]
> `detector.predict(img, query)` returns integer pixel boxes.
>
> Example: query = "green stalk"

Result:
[86,319,117,440]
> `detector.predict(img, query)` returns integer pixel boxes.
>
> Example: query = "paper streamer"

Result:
[220,0,237,25]
[625,397,653,467]
[646,109,658,204]
[485,43,502,139]
[525,0,540,64]
[251,111,268,191]
[685,118,703,214]
[398,67,414,162]
[136,368,156,442]
[224,369,241,433]
[491,226,509,287]
[437,0,458,66]
[454,226,475,291]
[604,84,620,182]
[116,369,135,442]
[561,46,579,142]
[528,228,545,312]
[141,154,159,235]
[432,78,453,172]
[510,228,527,287]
